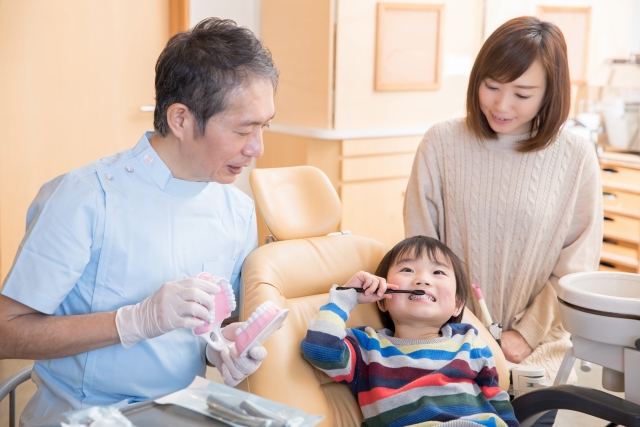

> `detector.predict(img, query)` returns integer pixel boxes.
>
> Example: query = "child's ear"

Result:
[453,299,464,317]
[377,300,388,312]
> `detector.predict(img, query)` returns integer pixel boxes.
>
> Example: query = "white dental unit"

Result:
[557,272,640,404]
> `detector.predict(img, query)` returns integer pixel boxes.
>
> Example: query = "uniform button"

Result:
[105,173,114,181]
[144,154,153,164]
[125,166,134,173]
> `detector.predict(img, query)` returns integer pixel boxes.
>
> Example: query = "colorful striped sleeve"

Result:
[470,332,520,427]
[300,285,361,387]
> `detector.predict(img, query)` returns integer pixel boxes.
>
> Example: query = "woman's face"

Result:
[478,60,547,135]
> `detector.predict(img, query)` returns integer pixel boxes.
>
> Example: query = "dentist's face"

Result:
[379,252,461,329]
[183,78,274,184]
[478,60,547,136]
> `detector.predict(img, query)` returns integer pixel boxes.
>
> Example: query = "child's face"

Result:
[378,252,461,330]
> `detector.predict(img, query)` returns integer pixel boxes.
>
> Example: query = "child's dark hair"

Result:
[375,236,469,332]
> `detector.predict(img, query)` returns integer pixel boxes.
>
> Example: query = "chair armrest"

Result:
[0,365,33,402]
[512,385,640,427]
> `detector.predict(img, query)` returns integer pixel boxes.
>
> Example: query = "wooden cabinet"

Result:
[258,0,483,246]
[261,0,482,131]
[258,129,421,247]
[599,155,640,273]
[0,1,172,282]
[341,178,410,248]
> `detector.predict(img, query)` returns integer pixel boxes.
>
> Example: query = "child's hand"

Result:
[342,271,398,304]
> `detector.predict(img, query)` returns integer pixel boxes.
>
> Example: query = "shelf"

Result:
[601,181,640,195]
[600,251,639,270]
[603,206,640,219]
[266,123,431,140]
[603,229,640,245]
[599,153,640,170]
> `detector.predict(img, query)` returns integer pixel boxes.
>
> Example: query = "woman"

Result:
[404,16,602,425]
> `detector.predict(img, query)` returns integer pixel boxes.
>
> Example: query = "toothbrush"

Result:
[335,287,426,295]
[192,272,237,351]
[234,301,289,358]
[471,283,493,326]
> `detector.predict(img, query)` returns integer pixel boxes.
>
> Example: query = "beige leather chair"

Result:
[239,165,508,427]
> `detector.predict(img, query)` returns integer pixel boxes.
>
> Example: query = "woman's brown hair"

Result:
[466,16,570,152]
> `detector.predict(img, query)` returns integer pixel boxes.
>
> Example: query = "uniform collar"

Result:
[132,131,209,198]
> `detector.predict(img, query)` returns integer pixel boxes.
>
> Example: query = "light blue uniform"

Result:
[1,132,257,427]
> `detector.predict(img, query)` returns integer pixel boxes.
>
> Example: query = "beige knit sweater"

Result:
[404,118,602,380]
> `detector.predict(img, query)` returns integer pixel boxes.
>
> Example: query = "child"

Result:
[301,236,518,427]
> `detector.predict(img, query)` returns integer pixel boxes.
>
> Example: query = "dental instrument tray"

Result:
[134,376,324,427]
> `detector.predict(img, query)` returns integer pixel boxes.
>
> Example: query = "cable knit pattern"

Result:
[404,118,603,381]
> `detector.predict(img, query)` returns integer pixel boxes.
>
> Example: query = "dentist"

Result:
[0,18,277,427]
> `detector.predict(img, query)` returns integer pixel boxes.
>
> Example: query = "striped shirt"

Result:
[301,286,519,427]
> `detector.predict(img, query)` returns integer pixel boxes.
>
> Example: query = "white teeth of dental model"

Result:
[223,284,237,312]
[235,301,276,336]
[258,301,273,312]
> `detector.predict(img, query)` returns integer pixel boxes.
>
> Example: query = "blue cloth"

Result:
[1,132,257,427]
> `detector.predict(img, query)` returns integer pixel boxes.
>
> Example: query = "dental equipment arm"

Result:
[512,385,640,427]
[115,276,220,348]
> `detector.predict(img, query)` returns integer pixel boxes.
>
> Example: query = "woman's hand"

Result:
[341,271,398,304]
[501,330,533,363]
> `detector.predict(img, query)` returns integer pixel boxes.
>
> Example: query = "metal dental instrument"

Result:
[335,287,425,295]
[239,400,291,427]
[206,394,272,427]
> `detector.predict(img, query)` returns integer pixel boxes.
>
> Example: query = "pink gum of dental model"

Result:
[234,301,289,358]
[192,272,235,342]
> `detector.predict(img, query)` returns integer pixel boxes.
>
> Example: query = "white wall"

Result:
[332,0,484,129]
[191,0,261,33]
[188,0,638,195]
[484,0,634,85]
[630,0,640,55]
[190,0,262,198]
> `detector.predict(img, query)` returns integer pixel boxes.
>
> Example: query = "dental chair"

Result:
[240,165,640,427]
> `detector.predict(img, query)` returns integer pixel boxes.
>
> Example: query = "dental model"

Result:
[192,272,237,351]
[234,301,289,358]
[192,273,289,356]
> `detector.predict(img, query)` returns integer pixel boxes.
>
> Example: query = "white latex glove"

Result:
[116,277,220,348]
[206,323,268,387]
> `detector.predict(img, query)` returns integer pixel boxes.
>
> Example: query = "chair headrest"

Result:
[250,166,342,241]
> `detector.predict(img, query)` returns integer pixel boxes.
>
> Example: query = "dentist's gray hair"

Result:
[154,18,279,137]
